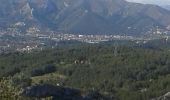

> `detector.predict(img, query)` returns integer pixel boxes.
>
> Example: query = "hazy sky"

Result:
[126,0,170,5]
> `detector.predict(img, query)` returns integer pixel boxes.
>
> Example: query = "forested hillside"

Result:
[1,41,170,100]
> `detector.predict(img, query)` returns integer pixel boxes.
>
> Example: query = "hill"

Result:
[1,41,170,99]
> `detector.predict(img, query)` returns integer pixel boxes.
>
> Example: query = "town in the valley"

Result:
[0,27,170,53]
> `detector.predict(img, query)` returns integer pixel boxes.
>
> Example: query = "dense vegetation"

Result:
[1,40,170,100]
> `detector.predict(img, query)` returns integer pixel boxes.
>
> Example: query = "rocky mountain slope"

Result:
[1,0,170,35]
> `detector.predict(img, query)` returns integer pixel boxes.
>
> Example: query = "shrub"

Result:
[31,65,56,77]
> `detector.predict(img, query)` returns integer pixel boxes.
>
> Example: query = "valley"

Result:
[1,0,170,100]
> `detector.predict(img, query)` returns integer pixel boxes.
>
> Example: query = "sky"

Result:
[126,0,170,5]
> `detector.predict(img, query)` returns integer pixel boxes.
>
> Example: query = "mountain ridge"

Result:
[161,5,170,10]
[1,0,170,35]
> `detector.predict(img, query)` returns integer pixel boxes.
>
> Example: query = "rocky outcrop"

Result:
[152,92,170,100]
[22,84,110,100]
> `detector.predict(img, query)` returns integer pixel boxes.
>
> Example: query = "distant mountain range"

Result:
[1,0,170,35]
